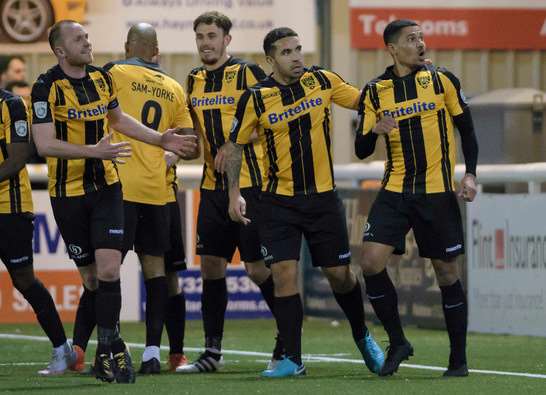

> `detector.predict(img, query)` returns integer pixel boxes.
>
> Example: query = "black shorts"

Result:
[363,189,465,260]
[50,182,124,267]
[0,212,34,270]
[196,188,262,262]
[259,190,351,267]
[165,198,187,272]
[123,201,170,256]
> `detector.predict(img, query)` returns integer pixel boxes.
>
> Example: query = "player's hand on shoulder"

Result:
[228,194,251,225]
[161,128,198,157]
[373,115,397,135]
[93,133,132,163]
[458,173,477,202]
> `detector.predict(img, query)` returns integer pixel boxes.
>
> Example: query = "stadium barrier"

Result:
[1,162,544,337]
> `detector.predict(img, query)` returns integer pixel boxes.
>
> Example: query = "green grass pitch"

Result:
[0,319,544,394]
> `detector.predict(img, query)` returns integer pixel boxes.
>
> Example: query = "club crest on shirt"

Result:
[301,75,316,89]
[417,75,431,89]
[95,78,106,92]
[33,101,48,119]
[225,70,237,83]
[14,120,27,137]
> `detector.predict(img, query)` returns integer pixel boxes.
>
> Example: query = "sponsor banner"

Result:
[303,188,450,329]
[0,0,316,53]
[0,191,140,323]
[467,194,546,337]
[140,268,272,320]
[0,271,82,323]
[350,7,546,50]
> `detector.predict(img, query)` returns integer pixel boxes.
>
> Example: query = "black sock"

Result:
[333,281,368,344]
[202,278,227,352]
[21,280,66,348]
[145,276,168,347]
[166,292,186,355]
[363,269,406,346]
[96,280,121,355]
[111,322,126,355]
[257,275,276,316]
[73,287,96,351]
[440,280,468,368]
[274,294,303,366]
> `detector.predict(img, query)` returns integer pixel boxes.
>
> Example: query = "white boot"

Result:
[38,341,76,376]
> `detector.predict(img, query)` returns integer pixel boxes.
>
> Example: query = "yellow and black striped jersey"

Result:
[31,64,119,197]
[357,65,467,194]
[187,57,266,191]
[0,90,32,213]
[230,67,361,196]
[105,58,193,205]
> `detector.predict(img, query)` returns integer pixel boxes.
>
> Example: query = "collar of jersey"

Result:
[264,68,312,88]
[383,64,427,81]
[204,56,239,77]
[55,64,91,82]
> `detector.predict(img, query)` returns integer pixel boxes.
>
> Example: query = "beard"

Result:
[66,52,93,67]
[199,47,225,66]
[200,54,220,65]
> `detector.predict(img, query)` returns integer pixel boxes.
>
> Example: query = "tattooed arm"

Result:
[224,141,250,225]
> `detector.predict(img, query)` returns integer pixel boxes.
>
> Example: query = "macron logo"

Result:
[446,244,462,253]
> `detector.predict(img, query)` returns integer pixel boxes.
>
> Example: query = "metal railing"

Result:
[27,161,546,193]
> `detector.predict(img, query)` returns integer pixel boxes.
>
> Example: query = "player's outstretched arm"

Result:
[224,141,249,225]
[107,106,197,157]
[33,122,132,161]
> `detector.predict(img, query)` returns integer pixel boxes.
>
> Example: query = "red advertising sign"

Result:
[0,271,82,323]
[350,8,546,50]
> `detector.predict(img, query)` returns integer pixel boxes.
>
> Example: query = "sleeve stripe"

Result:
[236,65,246,90]
[252,89,266,117]
[247,63,267,82]
[369,83,380,111]
[54,83,65,106]
[440,70,467,109]
[230,90,252,141]
[315,70,332,90]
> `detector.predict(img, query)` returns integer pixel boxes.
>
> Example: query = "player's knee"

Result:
[140,255,166,280]
[200,256,227,280]
[95,249,121,281]
[360,248,388,275]
[96,263,120,281]
[82,274,98,290]
[435,267,459,286]
[9,267,35,292]
[244,260,270,285]
[432,259,459,286]
[78,265,98,290]
[322,266,355,293]
[271,261,298,296]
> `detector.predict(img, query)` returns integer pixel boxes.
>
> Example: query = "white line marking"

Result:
[1,333,545,379]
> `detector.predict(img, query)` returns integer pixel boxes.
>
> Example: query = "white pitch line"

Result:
[1,333,545,380]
